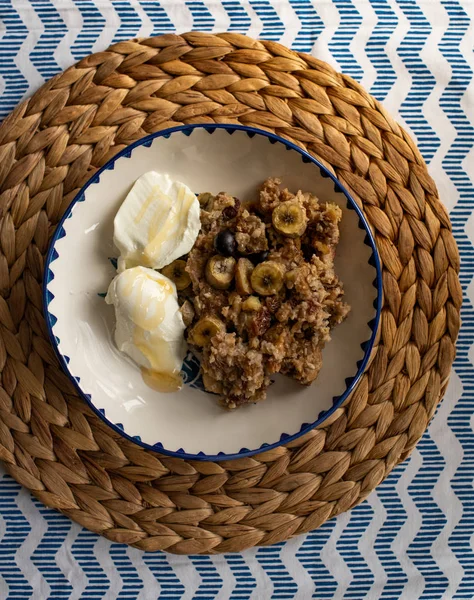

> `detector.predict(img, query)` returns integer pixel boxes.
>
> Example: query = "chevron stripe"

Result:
[351,0,378,91]
[0,1,34,117]
[438,2,474,600]
[279,537,313,599]
[28,0,67,79]
[190,554,225,598]
[111,2,145,43]
[56,522,88,600]
[310,0,340,70]
[108,542,145,598]
[250,1,285,41]
[70,530,111,598]
[28,497,73,598]
[0,497,6,597]
[397,0,440,160]
[142,550,186,598]
[379,0,412,126]
[296,521,338,598]
[406,439,449,598]
[337,503,375,597]
[53,0,82,72]
[419,1,457,213]
[204,0,232,33]
[186,1,215,31]
[222,553,256,599]
[242,547,272,599]
[0,475,34,597]
[429,372,464,599]
[0,1,473,598]
[87,536,116,598]
[256,542,298,599]
[276,3,300,49]
[289,0,324,53]
[366,0,398,100]
[70,1,105,60]
[208,555,234,600]
[222,1,252,32]
[376,460,411,599]
[140,2,176,35]
[329,0,364,81]
[362,493,388,598]
[321,511,353,597]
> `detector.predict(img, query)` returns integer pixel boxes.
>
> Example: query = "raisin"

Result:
[223,206,237,219]
[266,297,281,313]
[248,308,271,337]
[223,198,241,220]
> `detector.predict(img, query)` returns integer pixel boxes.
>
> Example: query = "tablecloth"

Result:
[0,1,473,598]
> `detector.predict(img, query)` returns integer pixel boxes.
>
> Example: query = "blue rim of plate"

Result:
[42,123,383,462]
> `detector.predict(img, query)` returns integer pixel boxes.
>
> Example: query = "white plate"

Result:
[44,125,382,460]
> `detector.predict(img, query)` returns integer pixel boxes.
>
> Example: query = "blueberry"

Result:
[214,229,236,256]
[251,251,269,264]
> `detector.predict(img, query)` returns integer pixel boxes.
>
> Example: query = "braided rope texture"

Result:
[0,32,461,554]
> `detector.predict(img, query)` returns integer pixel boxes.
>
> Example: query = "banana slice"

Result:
[272,201,307,238]
[242,296,262,311]
[198,192,213,207]
[161,259,191,290]
[235,258,254,295]
[250,261,285,295]
[284,268,299,289]
[191,316,225,346]
[205,255,236,289]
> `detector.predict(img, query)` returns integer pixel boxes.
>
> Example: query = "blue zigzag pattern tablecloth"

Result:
[0,1,473,598]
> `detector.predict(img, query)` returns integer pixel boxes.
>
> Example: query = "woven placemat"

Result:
[0,32,461,554]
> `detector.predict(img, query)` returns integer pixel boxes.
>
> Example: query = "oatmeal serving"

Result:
[166,178,350,409]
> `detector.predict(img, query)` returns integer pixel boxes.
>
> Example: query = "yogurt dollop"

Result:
[105,267,187,392]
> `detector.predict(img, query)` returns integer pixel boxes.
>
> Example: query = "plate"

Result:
[43,124,382,461]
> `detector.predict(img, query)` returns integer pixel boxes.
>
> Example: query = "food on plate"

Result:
[235,258,254,295]
[113,171,200,272]
[205,255,236,289]
[184,177,350,408]
[106,172,349,407]
[250,261,285,295]
[272,200,308,237]
[161,259,191,291]
[105,267,187,392]
[190,316,225,346]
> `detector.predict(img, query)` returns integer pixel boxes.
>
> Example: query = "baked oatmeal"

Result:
[164,178,350,408]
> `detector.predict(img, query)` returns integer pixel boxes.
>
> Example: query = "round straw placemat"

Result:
[0,32,461,553]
